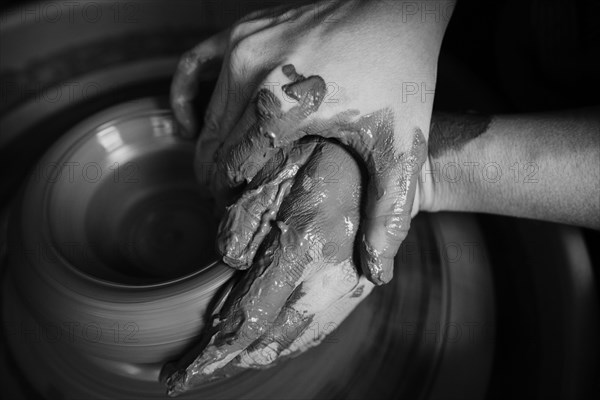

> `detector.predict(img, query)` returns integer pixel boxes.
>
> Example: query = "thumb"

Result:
[171,30,229,139]
[359,128,427,285]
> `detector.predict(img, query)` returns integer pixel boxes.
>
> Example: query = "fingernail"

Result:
[360,235,393,285]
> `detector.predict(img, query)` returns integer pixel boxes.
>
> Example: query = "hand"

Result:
[165,139,374,396]
[171,0,451,285]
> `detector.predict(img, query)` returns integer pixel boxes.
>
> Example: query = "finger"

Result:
[194,18,279,188]
[359,128,427,285]
[233,259,360,369]
[216,137,358,269]
[233,305,311,369]
[166,141,363,394]
[217,143,318,269]
[212,65,328,192]
[282,275,375,358]
[232,139,365,368]
[171,30,230,139]
[165,221,313,395]
[227,139,360,273]
[279,106,428,284]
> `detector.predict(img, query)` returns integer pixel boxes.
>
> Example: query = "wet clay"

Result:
[293,112,426,284]
[217,142,319,268]
[212,65,327,194]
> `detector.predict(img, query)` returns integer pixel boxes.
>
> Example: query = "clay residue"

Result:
[428,112,491,158]
[212,66,327,196]
[360,128,427,285]
[216,143,319,268]
[219,138,361,269]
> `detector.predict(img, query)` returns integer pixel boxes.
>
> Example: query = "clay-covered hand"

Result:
[172,0,452,284]
[164,139,374,396]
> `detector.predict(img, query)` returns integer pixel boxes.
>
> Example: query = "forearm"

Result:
[422,108,600,229]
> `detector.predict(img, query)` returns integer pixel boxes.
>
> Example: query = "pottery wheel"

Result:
[2,98,494,400]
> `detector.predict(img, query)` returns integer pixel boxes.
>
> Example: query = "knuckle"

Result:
[228,35,256,70]
[229,20,250,44]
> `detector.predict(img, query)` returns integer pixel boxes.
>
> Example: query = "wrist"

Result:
[417,150,465,214]
[420,112,496,214]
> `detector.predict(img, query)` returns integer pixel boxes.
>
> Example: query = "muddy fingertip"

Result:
[164,368,188,397]
[359,235,394,285]
[159,361,178,385]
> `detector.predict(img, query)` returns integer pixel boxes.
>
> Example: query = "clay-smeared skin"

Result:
[212,68,327,194]
[216,143,319,268]
[211,64,427,285]
[428,113,491,158]
[165,65,428,395]
[166,140,372,396]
